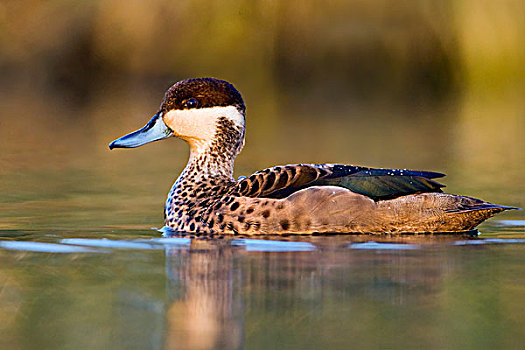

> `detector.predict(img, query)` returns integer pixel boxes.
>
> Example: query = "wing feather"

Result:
[234,164,445,200]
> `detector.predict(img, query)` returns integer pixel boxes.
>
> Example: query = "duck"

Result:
[109,77,517,235]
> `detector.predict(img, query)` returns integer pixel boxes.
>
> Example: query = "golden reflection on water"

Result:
[153,238,525,349]
[0,234,524,348]
[165,242,242,350]
[454,91,524,198]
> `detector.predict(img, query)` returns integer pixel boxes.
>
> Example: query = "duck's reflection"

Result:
[164,242,243,350]
[160,237,461,349]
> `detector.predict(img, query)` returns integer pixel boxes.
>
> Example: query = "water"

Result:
[0,224,524,349]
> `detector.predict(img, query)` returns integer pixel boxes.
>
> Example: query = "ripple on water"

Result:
[0,241,106,253]
[492,220,525,227]
[0,237,193,254]
[60,238,191,250]
[454,238,525,245]
[232,239,316,252]
[349,241,420,250]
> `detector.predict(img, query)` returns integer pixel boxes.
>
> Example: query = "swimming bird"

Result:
[109,78,516,235]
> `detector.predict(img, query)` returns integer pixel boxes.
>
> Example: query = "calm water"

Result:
[0,226,525,349]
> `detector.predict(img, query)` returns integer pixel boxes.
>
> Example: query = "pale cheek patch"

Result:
[163,106,244,141]
[163,110,205,139]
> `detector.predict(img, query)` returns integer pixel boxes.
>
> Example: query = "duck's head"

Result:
[109,78,246,155]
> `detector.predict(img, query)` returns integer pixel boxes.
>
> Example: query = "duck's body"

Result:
[110,78,516,235]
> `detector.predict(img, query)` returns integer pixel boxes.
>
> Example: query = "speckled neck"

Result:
[180,115,244,181]
[181,140,237,181]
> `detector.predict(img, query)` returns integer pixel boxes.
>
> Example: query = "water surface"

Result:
[0,222,524,349]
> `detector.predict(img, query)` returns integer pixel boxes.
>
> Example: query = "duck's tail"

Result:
[443,201,519,231]
[376,193,520,233]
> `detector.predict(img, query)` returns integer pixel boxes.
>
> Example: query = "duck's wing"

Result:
[234,164,445,200]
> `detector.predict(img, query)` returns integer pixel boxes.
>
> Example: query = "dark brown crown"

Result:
[160,78,245,113]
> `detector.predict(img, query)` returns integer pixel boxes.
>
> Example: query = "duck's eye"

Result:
[184,98,198,109]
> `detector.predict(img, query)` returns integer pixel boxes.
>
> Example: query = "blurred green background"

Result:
[0,0,523,231]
